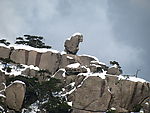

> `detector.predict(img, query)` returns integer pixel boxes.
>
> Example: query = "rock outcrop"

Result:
[69,75,150,113]
[5,81,26,111]
[38,51,61,74]
[0,46,10,59]
[0,33,149,113]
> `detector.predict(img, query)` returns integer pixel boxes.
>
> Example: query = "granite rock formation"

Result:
[0,33,149,112]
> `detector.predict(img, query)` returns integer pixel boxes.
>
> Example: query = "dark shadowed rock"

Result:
[0,71,6,90]
[64,33,83,54]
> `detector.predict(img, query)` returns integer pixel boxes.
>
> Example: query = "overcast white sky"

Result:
[0,0,150,80]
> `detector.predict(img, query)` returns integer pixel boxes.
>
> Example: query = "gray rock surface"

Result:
[70,75,150,112]
[39,51,61,74]
[59,54,77,68]
[72,76,111,112]
[10,49,27,64]
[27,50,37,66]
[5,81,26,111]
[107,67,122,75]
[0,71,6,90]
[0,46,10,59]
[64,33,83,54]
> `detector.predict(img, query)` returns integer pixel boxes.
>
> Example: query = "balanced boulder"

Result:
[64,33,83,54]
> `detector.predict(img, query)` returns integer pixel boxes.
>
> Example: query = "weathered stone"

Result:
[64,33,83,54]
[75,75,86,87]
[0,71,6,90]
[90,60,108,71]
[0,46,10,59]
[65,75,77,86]
[72,76,111,112]
[27,50,37,66]
[65,64,87,75]
[39,51,61,74]
[53,69,66,84]
[78,56,96,67]
[59,54,77,68]
[89,64,103,73]
[105,75,150,112]
[5,81,26,111]
[22,68,37,77]
[10,49,28,64]
[107,67,121,75]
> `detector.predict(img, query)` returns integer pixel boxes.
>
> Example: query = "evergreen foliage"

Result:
[0,39,10,46]
[15,35,52,49]
[6,75,71,113]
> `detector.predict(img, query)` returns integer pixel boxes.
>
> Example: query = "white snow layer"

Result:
[118,75,147,83]
[13,80,25,85]
[0,94,6,98]
[72,32,82,37]
[78,71,107,80]
[67,101,73,106]
[0,44,59,53]
[67,63,80,68]
[90,60,106,65]
[110,64,118,68]
[67,56,74,59]
[0,62,39,76]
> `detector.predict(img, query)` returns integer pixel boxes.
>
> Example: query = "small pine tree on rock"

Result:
[15,35,52,49]
[0,39,10,46]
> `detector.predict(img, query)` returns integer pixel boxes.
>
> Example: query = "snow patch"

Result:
[110,107,116,110]
[61,51,67,55]
[0,61,40,76]
[72,32,82,37]
[13,80,25,85]
[67,63,80,68]
[67,101,73,106]
[28,101,40,113]
[61,87,76,96]
[78,71,106,80]
[110,64,118,68]
[145,102,149,105]
[67,56,74,59]
[118,75,147,83]
[0,44,59,53]
[0,94,6,98]
[91,60,106,65]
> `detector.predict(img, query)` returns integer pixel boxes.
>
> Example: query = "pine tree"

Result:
[15,35,52,49]
[0,39,10,46]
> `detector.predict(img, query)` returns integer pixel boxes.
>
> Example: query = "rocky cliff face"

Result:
[0,33,149,113]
